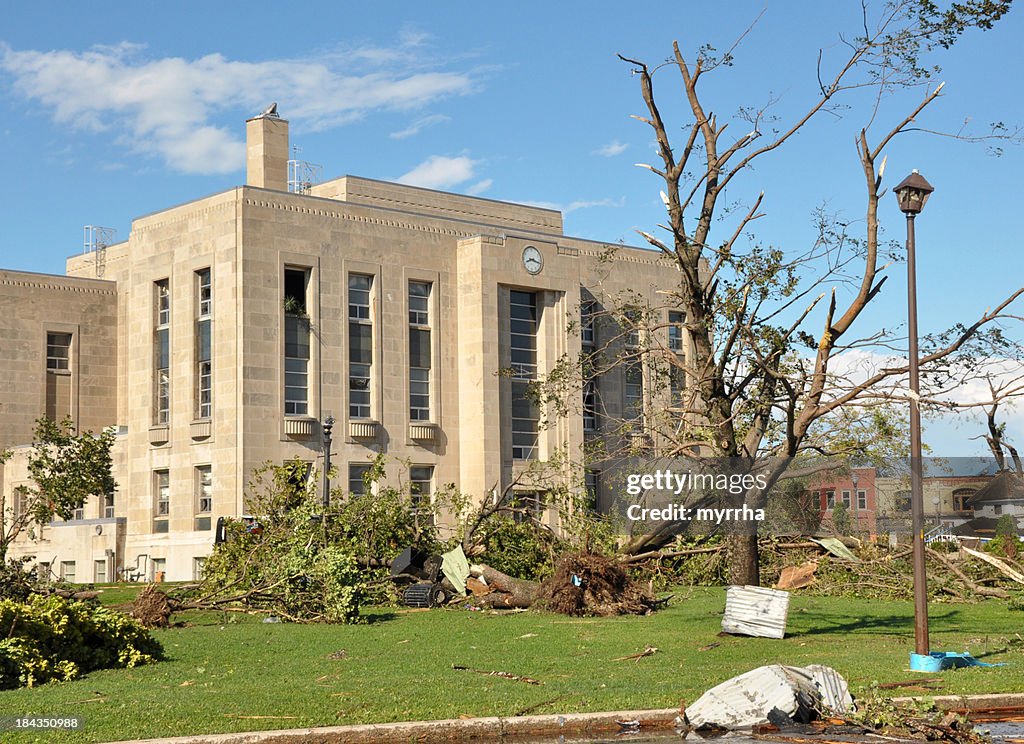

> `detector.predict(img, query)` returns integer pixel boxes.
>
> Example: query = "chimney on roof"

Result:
[246,103,288,191]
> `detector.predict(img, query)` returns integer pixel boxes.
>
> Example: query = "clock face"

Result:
[522,246,543,274]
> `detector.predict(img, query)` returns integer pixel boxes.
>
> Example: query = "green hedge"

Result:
[0,594,163,689]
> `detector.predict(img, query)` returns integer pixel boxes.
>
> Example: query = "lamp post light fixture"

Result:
[894,169,934,657]
[322,415,335,509]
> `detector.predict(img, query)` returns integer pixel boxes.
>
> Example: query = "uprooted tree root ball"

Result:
[132,585,176,628]
[539,552,659,616]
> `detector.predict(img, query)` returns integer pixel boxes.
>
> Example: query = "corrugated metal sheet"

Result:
[685,664,852,729]
[721,585,790,639]
[686,665,817,729]
[805,664,853,714]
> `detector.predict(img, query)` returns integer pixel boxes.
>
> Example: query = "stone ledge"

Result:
[284,417,316,437]
[349,420,379,439]
[148,424,169,445]
[408,423,437,441]
[190,420,212,440]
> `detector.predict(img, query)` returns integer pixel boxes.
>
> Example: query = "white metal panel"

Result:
[721,585,790,639]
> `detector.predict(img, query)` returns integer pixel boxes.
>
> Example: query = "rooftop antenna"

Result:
[83,225,116,278]
[288,144,323,195]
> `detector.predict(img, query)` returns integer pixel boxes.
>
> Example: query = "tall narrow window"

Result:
[581,298,598,432]
[195,465,212,530]
[857,489,868,510]
[583,379,598,432]
[581,299,596,346]
[584,470,600,510]
[349,274,373,419]
[196,269,212,419]
[668,310,686,406]
[284,268,310,416]
[409,281,432,421]
[624,311,643,428]
[841,490,852,508]
[409,465,434,524]
[155,280,170,424]
[12,487,27,520]
[103,491,115,519]
[46,331,73,421]
[153,470,169,533]
[625,361,643,424]
[510,291,539,460]
[668,311,685,352]
[46,332,72,371]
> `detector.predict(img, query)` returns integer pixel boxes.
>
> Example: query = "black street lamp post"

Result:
[322,415,335,510]
[893,169,934,657]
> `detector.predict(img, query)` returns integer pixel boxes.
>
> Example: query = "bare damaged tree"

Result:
[596,1,1022,585]
[974,375,1024,475]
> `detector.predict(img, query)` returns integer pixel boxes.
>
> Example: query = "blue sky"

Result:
[1,1,1021,454]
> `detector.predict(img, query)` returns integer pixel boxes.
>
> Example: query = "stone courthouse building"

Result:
[0,109,680,582]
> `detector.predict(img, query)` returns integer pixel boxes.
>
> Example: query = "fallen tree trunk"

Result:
[927,548,1009,599]
[468,564,541,609]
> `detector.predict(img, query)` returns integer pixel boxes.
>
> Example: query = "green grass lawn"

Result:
[1,587,1022,743]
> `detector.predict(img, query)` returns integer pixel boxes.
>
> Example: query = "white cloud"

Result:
[466,178,493,196]
[397,155,478,189]
[390,113,451,140]
[519,197,624,214]
[565,197,625,213]
[594,140,628,157]
[0,38,476,175]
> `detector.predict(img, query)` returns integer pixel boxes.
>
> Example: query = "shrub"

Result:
[477,516,561,581]
[996,514,1019,539]
[0,594,162,689]
[986,533,1022,560]
[198,456,445,621]
[0,558,42,601]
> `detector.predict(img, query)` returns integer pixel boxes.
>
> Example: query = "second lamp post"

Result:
[893,169,934,657]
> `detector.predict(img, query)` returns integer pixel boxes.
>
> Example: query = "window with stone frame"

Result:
[349,463,371,496]
[349,274,374,419]
[510,290,539,460]
[195,268,213,419]
[154,279,170,424]
[409,465,434,524]
[284,267,310,416]
[408,281,432,422]
[153,469,170,533]
[46,332,72,371]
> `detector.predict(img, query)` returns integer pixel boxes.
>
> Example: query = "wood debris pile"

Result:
[630,536,1024,602]
[539,552,659,616]
[466,552,661,616]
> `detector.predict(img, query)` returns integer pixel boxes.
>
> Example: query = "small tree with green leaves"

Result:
[0,417,115,564]
[831,501,852,537]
